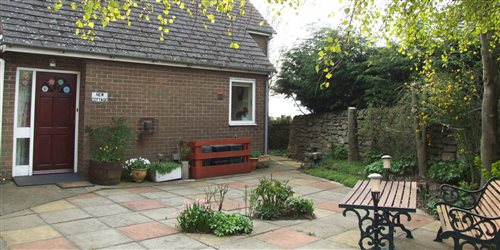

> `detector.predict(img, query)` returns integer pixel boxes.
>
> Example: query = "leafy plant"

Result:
[149,161,181,174]
[364,155,416,176]
[363,148,384,164]
[124,157,150,170]
[85,118,135,162]
[177,199,213,233]
[329,141,347,160]
[250,150,261,158]
[209,212,253,237]
[205,184,229,212]
[286,197,314,218]
[249,177,314,220]
[428,160,467,184]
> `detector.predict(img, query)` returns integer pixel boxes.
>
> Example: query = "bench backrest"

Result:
[474,178,500,219]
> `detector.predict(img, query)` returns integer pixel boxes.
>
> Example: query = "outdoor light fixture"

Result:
[381,155,392,181]
[49,58,56,67]
[368,173,383,249]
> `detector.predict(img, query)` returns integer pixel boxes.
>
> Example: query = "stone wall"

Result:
[287,110,371,160]
[288,110,458,164]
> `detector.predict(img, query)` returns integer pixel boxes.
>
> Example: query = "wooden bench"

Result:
[435,177,500,250]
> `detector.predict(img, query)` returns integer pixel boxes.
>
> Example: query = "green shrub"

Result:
[286,197,314,218]
[209,212,253,237]
[250,150,262,158]
[177,199,213,233]
[428,160,467,184]
[250,178,314,220]
[329,141,347,160]
[363,148,384,164]
[150,161,181,174]
[364,155,416,176]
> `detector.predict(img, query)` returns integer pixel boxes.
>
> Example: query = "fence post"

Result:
[348,107,360,162]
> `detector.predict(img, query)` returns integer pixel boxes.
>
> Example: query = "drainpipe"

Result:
[0,58,5,175]
[264,73,272,155]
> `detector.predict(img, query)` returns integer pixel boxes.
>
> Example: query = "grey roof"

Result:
[0,0,275,73]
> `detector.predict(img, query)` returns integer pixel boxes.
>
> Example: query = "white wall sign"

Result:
[91,92,108,102]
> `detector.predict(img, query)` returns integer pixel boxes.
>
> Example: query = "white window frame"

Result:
[229,77,256,126]
[12,68,81,176]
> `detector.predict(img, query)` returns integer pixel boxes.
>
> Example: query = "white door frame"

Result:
[12,67,80,176]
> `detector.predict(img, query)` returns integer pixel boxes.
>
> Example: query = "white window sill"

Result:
[229,121,257,126]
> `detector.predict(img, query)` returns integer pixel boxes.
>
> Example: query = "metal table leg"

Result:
[388,211,414,238]
[343,208,395,250]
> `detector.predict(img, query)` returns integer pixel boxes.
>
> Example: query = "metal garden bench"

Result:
[434,177,499,250]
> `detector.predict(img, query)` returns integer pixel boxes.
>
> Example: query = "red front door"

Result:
[33,72,77,173]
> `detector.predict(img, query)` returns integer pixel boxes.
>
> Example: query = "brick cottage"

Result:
[0,1,275,178]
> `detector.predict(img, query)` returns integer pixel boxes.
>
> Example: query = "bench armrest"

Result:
[439,184,481,209]
[447,207,499,240]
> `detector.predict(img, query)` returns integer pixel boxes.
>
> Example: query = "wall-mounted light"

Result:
[49,58,56,67]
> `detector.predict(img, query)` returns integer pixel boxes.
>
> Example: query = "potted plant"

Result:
[86,118,135,185]
[149,161,182,182]
[249,150,261,170]
[124,157,151,183]
[257,154,271,169]
[177,140,191,179]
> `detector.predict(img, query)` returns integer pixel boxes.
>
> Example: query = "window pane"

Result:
[16,138,30,166]
[231,83,253,121]
[17,70,33,127]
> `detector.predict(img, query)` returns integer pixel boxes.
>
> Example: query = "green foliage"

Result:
[428,160,467,184]
[458,181,478,191]
[124,157,150,170]
[269,116,292,150]
[304,158,365,187]
[480,159,500,180]
[249,177,314,220]
[149,161,181,174]
[273,28,412,113]
[177,199,213,233]
[268,149,288,157]
[209,212,253,237]
[85,118,135,162]
[329,141,347,160]
[364,155,416,176]
[362,148,383,164]
[286,197,314,218]
[250,151,261,158]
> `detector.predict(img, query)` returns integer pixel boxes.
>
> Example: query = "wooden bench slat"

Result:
[408,182,417,209]
[390,181,405,208]
[377,181,393,207]
[339,180,365,204]
[482,188,500,212]
[381,181,399,208]
[352,180,371,205]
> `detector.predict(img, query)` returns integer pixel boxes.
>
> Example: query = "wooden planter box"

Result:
[150,167,182,182]
[188,137,254,179]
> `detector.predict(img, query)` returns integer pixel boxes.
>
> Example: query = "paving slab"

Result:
[106,193,146,203]
[38,208,91,224]
[256,228,320,249]
[327,229,360,248]
[140,234,208,249]
[52,218,110,236]
[140,207,179,221]
[100,242,146,250]
[67,229,132,249]
[250,220,281,235]
[95,189,131,196]
[186,233,247,246]
[1,225,61,246]
[297,239,356,249]
[82,203,131,217]
[31,200,75,213]
[117,221,177,241]
[99,212,152,228]
[140,191,180,199]
[67,196,114,208]
[216,236,278,249]
[121,199,164,211]
[0,214,46,231]
[0,209,33,219]
[9,236,76,250]
[290,219,348,238]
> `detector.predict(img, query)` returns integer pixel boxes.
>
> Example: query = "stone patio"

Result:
[0,157,456,249]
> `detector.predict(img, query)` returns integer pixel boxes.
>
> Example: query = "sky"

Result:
[251,0,346,118]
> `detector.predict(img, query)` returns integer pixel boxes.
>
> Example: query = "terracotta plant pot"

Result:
[249,157,258,170]
[88,160,122,185]
[131,168,147,183]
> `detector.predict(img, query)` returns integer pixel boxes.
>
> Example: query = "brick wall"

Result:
[1,52,267,177]
[250,34,269,57]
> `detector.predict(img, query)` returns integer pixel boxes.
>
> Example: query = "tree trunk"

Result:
[480,33,500,184]
[412,85,427,179]
[347,107,360,162]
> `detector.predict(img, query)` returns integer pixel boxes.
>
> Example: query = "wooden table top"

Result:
[339,179,417,212]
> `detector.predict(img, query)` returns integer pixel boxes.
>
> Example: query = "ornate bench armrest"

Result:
[448,208,499,240]
[439,184,481,208]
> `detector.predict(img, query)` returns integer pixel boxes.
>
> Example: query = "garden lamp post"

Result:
[369,173,383,250]
[381,155,392,181]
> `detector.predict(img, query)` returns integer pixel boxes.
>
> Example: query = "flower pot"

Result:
[150,167,182,182]
[131,168,148,183]
[88,160,122,185]
[249,157,258,170]
[181,161,190,179]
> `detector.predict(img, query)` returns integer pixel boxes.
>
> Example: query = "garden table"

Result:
[339,179,417,250]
